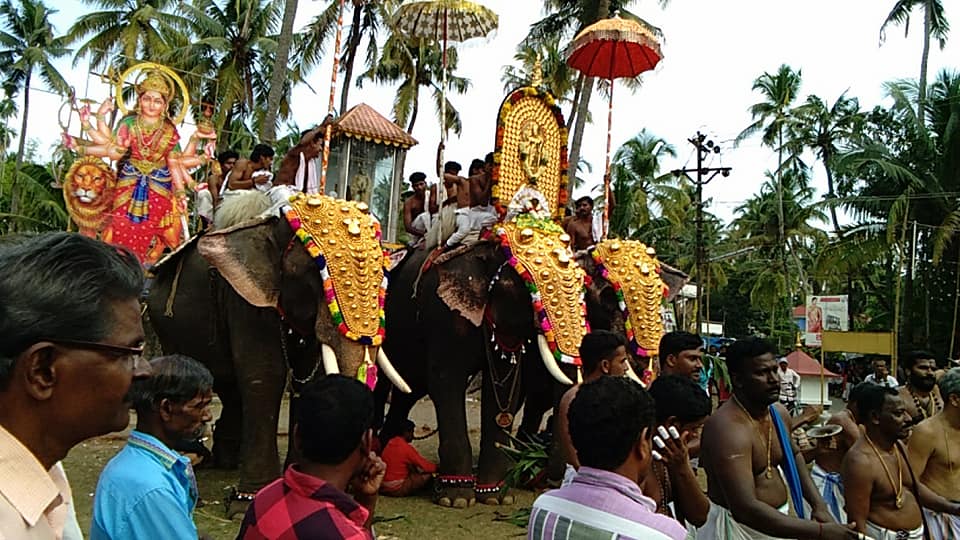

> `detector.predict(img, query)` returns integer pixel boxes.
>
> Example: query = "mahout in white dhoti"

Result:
[424,204,458,250]
[445,205,498,247]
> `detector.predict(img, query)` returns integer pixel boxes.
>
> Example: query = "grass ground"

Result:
[63,395,537,540]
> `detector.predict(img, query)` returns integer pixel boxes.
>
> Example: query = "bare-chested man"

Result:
[402,172,438,244]
[557,331,629,481]
[563,196,596,252]
[908,367,960,539]
[899,350,943,427]
[842,383,957,539]
[196,150,238,225]
[225,143,275,193]
[700,337,857,540]
[444,156,497,248]
[810,382,871,524]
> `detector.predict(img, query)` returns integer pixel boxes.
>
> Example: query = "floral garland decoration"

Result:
[589,247,669,384]
[496,216,588,366]
[282,203,388,348]
[492,86,570,220]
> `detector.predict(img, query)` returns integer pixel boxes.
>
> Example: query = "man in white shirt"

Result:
[776,357,801,414]
[864,358,899,388]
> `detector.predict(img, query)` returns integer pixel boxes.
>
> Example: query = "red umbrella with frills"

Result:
[566,14,663,238]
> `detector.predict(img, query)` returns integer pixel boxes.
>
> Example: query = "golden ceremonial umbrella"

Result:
[393,0,498,191]
[566,14,662,238]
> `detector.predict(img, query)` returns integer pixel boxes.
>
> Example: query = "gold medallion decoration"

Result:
[492,87,569,219]
[592,239,667,355]
[497,218,587,363]
[283,194,387,345]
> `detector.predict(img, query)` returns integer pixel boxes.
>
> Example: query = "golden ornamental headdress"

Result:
[136,69,174,101]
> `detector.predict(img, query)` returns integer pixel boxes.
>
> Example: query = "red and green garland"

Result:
[496,216,588,365]
[282,204,388,348]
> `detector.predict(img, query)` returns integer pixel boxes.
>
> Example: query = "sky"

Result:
[24,0,960,224]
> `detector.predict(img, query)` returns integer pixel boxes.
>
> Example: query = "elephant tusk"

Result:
[321,344,339,375]
[625,358,645,386]
[537,335,574,386]
[377,348,412,394]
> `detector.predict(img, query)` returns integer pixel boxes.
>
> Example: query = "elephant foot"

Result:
[224,487,256,519]
[476,482,513,505]
[434,475,476,508]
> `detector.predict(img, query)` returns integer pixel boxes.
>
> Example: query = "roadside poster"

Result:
[805,295,849,346]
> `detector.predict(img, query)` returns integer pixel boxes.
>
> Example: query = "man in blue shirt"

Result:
[91,354,214,539]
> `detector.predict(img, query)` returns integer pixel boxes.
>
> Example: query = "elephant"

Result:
[376,237,587,508]
[146,198,410,516]
[517,247,690,482]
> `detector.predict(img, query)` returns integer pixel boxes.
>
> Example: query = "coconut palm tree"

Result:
[501,35,579,107]
[357,35,469,134]
[607,129,682,237]
[65,0,190,72]
[737,64,803,275]
[789,92,865,234]
[178,0,280,143]
[261,0,297,143]
[880,0,950,124]
[525,0,668,195]
[0,0,70,218]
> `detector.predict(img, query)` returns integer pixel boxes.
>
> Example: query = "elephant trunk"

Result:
[321,343,339,375]
[377,348,412,394]
[537,335,574,386]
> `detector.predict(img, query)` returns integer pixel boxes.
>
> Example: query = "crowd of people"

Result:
[3,232,960,540]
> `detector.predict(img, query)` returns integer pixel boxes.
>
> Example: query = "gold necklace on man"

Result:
[732,394,774,479]
[864,433,904,509]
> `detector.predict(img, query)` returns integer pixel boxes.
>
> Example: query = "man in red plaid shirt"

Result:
[237,376,386,539]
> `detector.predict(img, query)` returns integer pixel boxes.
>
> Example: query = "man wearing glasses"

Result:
[0,232,151,539]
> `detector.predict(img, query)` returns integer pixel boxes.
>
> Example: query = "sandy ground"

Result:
[64,392,537,540]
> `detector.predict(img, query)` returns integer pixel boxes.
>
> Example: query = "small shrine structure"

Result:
[325,104,418,242]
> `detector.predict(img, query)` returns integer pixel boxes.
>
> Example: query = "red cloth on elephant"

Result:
[237,465,372,540]
[381,436,436,484]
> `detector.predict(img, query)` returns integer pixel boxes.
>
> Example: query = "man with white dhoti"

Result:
[842,384,942,540]
[907,368,960,540]
[700,337,859,539]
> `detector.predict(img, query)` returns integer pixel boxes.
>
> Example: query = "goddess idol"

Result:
[63,64,215,264]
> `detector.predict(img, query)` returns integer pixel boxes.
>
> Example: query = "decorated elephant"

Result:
[377,218,589,507]
[518,239,690,481]
[146,191,410,516]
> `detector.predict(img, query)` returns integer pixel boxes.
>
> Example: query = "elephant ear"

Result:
[434,245,500,327]
[197,216,282,308]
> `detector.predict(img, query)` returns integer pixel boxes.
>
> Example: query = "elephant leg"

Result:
[225,304,286,518]
[475,356,523,506]
[428,336,476,508]
[211,378,242,469]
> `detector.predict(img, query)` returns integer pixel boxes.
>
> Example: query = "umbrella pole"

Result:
[319,0,347,194]
[603,79,614,238]
[437,10,449,239]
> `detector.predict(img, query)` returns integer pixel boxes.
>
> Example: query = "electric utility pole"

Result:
[672,132,731,337]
